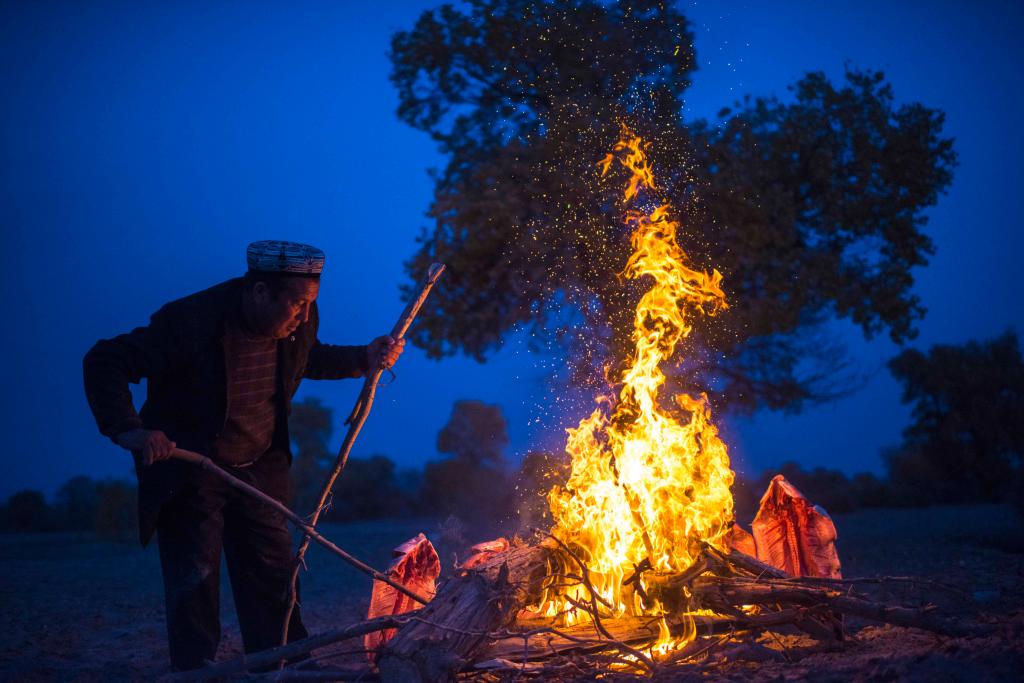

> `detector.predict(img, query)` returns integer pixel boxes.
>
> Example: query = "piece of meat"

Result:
[364,533,441,654]
[726,522,757,558]
[457,537,510,571]
[751,475,842,578]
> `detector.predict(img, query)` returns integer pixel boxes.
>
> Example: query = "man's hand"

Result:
[367,335,405,370]
[116,428,176,466]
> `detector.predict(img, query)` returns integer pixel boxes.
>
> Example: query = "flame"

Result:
[544,125,735,651]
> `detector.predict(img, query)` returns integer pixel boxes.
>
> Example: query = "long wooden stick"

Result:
[280,263,446,649]
[690,574,969,636]
[167,610,419,682]
[170,448,429,605]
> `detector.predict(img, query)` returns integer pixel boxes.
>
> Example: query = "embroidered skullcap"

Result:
[246,240,325,276]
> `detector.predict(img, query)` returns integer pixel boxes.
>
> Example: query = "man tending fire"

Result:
[82,240,404,671]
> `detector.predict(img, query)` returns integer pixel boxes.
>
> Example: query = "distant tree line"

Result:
[4,332,1020,536]
[0,398,522,538]
[733,331,1024,519]
[0,477,138,539]
[288,398,515,527]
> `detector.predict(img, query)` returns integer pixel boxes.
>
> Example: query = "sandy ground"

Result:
[0,506,1021,681]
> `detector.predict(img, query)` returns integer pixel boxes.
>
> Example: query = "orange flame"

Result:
[545,125,734,651]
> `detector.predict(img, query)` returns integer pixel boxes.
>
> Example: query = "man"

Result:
[83,240,403,671]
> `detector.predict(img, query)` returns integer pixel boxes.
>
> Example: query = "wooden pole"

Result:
[690,574,969,637]
[169,448,429,606]
[166,611,419,682]
[279,263,446,650]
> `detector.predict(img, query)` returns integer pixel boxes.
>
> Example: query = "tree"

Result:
[886,332,1024,505]
[54,475,99,532]
[93,480,137,541]
[421,401,513,522]
[330,454,407,521]
[289,397,413,519]
[391,0,956,413]
[436,399,510,465]
[2,490,52,532]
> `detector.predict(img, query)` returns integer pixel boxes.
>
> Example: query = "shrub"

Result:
[2,490,53,532]
[93,480,137,541]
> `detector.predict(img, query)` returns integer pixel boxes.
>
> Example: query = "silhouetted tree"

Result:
[392,0,956,413]
[886,332,1024,505]
[289,397,413,519]
[93,480,137,541]
[421,401,513,521]
[849,472,891,509]
[54,475,99,532]
[396,467,425,503]
[437,399,510,464]
[329,454,406,521]
[2,490,52,532]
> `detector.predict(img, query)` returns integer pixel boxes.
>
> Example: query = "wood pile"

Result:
[175,476,974,682]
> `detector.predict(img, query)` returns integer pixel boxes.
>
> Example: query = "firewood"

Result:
[246,672,378,682]
[186,535,979,681]
[480,608,833,663]
[690,575,969,637]
[167,612,418,682]
[374,537,972,682]
[377,539,554,683]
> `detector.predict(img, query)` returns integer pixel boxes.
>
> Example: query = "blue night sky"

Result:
[1,1,1021,499]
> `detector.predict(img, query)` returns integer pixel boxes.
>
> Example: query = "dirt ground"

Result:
[0,505,1021,682]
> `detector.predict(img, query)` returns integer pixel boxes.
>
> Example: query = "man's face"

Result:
[252,277,320,339]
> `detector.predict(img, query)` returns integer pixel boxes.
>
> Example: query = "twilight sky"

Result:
[1,0,1022,499]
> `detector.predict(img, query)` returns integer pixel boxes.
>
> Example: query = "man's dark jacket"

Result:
[83,277,368,545]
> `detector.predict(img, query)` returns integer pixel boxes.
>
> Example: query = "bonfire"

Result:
[175,128,973,683]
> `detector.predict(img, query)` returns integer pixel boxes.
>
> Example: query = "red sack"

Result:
[751,475,842,578]
[364,533,441,654]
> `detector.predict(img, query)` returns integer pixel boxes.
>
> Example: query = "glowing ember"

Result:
[544,125,735,649]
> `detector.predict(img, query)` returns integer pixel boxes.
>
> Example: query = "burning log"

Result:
[479,607,836,664]
[376,539,554,683]
[369,539,971,680]
[689,573,968,637]
[487,546,968,669]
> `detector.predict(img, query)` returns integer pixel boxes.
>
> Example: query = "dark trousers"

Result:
[155,450,307,671]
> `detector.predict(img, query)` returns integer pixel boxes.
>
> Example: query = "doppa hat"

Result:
[246,240,325,276]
